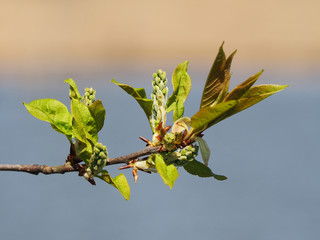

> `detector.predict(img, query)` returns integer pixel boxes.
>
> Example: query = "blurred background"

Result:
[0,0,319,239]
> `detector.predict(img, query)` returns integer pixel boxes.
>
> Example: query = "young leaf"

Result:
[191,100,237,134]
[224,70,264,101]
[134,87,148,99]
[196,137,211,166]
[65,79,82,100]
[154,154,179,189]
[200,43,236,108]
[98,171,130,201]
[111,79,153,121]
[183,160,227,180]
[88,100,106,133]
[23,99,72,139]
[166,61,192,122]
[172,117,191,134]
[71,99,98,146]
[222,84,289,119]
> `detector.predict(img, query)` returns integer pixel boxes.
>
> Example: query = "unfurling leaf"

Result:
[23,99,72,140]
[172,117,191,134]
[111,79,153,122]
[88,100,106,133]
[224,70,264,101]
[183,160,227,180]
[200,43,236,108]
[65,78,82,100]
[217,84,289,122]
[71,99,98,150]
[191,100,237,134]
[196,137,211,166]
[166,61,192,122]
[98,171,130,201]
[154,154,179,189]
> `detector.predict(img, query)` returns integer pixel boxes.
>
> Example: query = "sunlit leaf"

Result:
[71,99,98,146]
[242,84,289,98]
[223,84,289,120]
[65,78,82,100]
[134,88,148,99]
[200,43,236,108]
[183,160,227,180]
[98,171,130,201]
[166,61,192,122]
[23,99,72,139]
[111,79,153,121]
[224,70,264,101]
[88,100,106,133]
[196,137,211,166]
[154,154,179,189]
[191,100,237,134]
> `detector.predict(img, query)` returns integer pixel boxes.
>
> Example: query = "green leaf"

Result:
[166,61,192,122]
[222,84,289,119]
[98,171,130,201]
[71,99,98,147]
[191,100,238,133]
[65,79,82,100]
[183,160,227,180]
[242,84,289,98]
[200,43,236,108]
[111,79,153,121]
[24,99,72,139]
[224,70,264,101]
[196,137,211,166]
[154,154,179,189]
[88,100,106,133]
[134,88,148,99]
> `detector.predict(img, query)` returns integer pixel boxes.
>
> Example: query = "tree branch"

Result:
[106,146,160,165]
[0,146,161,175]
[0,164,76,175]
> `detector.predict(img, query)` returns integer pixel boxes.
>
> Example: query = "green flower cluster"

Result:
[163,132,176,151]
[82,87,96,106]
[177,145,199,162]
[84,142,108,180]
[164,144,199,166]
[151,69,169,130]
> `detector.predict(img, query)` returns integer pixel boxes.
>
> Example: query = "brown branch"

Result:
[0,146,161,175]
[106,146,160,165]
[0,164,77,175]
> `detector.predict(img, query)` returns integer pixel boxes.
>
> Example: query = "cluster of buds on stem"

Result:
[164,144,199,166]
[84,142,108,180]
[82,87,96,106]
[151,69,169,132]
[163,132,177,151]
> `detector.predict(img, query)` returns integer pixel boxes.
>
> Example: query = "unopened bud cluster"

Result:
[177,145,199,162]
[165,144,199,166]
[82,87,96,106]
[151,69,169,130]
[84,142,108,180]
[163,132,176,151]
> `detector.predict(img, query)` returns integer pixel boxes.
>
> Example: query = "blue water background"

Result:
[0,71,319,240]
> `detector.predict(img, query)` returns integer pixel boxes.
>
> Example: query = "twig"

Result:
[0,164,77,175]
[0,146,161,175]
[106,146,160,165]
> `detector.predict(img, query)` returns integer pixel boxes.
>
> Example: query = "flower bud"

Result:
[82,87,96,106]
[85,142,108,179]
